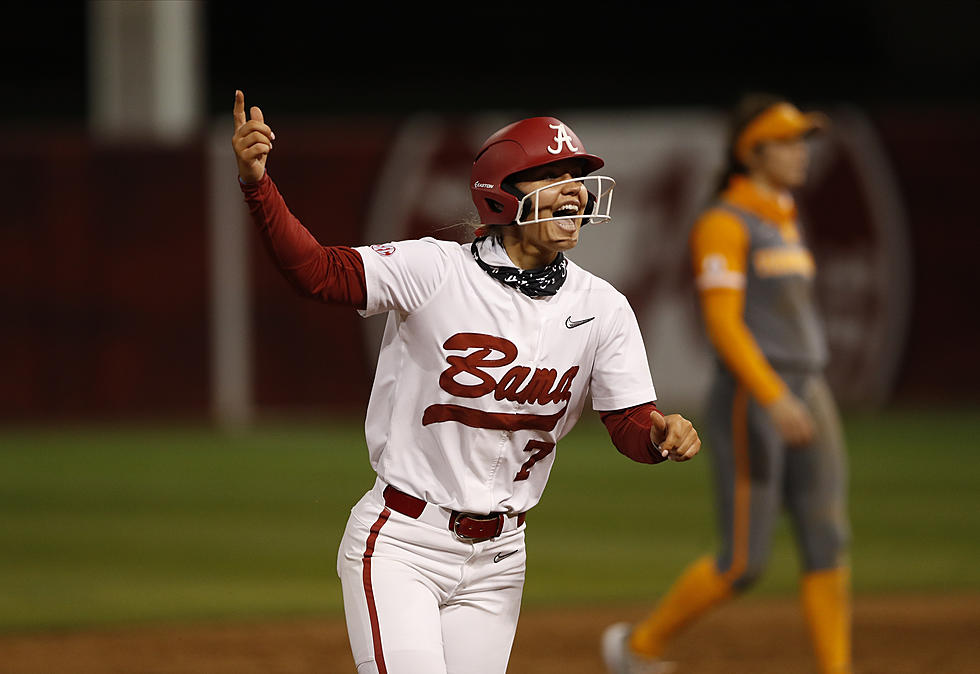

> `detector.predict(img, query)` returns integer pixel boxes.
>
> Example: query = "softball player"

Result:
[231,91,700,674]
[602,95,852,674]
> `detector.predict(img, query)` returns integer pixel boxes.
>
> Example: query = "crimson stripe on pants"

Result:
[362,508,391,674]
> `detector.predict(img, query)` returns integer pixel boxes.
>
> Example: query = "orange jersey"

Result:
[690,176,827,405]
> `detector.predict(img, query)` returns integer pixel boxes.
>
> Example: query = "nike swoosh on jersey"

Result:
[565,316,595,329]
[493,549,520,563]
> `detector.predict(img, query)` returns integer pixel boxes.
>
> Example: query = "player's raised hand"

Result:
[650,411,701,462]
[232,90,276,184]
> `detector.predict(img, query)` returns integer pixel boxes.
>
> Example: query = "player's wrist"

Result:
[647,431,666,461]
[238,169,268,189]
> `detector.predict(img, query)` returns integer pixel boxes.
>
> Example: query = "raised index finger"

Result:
[233,90,247,131]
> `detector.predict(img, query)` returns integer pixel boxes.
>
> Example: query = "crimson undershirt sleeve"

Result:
[600,402,666,464]
[239,172,367,309]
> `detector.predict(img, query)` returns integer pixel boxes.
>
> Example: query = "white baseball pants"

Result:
[337,478,527,674]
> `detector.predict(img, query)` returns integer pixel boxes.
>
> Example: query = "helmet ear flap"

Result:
[485,198,505,214]
[501,183,529,224]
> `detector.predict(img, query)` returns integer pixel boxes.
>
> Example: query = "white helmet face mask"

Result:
[514,175,616,227]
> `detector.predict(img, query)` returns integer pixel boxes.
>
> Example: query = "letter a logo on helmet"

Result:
[547,123,579,155]
[470,117,614,227]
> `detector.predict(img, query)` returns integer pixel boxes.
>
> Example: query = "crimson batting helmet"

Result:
[471,117,615,227]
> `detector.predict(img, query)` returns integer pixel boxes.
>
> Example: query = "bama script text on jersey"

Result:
[421,333,579,432]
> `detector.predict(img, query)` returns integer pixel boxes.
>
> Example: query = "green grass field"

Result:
[1,407,978,632]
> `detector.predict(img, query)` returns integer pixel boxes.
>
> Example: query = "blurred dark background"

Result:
[8,2,979,121]
[2,1,978,423]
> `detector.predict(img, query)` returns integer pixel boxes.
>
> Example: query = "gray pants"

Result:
[706,367,850,590]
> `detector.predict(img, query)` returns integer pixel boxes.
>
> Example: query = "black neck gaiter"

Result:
[470,236,567,298]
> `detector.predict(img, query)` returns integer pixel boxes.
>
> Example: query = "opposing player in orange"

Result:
[602,94,852,674]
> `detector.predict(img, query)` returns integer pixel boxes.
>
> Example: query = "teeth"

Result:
[555,204,578,215]
[554,218,577,232]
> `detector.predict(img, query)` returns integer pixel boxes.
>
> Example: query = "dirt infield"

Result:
[0,595,976,673]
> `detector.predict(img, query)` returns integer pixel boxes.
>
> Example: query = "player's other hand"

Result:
[650,411,701,462]
[232,90,275,184]
[766,392,815,447]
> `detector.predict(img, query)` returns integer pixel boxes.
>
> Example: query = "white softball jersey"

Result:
[354,235,657,516]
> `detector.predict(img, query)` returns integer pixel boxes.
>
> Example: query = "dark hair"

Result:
[711,92,789,196]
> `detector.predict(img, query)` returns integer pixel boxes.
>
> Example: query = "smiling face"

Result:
[503,158,589,267]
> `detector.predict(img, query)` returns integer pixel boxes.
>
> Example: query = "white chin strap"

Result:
[514,175,616,226]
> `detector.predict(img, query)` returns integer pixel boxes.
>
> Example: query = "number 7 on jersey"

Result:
[514,439,556,481]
